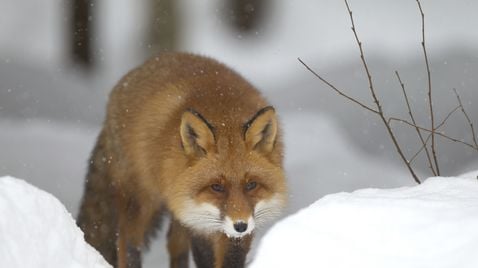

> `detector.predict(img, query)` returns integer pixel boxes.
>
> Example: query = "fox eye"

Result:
[211,183,225,192]
[245,181,257,191]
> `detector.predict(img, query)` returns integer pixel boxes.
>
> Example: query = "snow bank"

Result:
[0,176,111,268]
[251,172,478,268]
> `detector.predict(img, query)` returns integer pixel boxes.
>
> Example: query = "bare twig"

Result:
[395,71,436,175]
[300,0,476,184]
[389,117,478,150]
[345,1,380,110]
[416,0,439,175]
[408,89,478,161]
[453,88,478,148]
[298,58,379,115]
[408,105,461,164]
[435,107,461,131]
[345,0,420,183]
[299,0,422,183]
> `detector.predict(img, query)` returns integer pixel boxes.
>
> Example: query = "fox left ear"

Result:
[244,106,278,154]
[180,109,216,158]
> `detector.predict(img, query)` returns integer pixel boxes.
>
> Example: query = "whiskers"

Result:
[177,196,285,235]
[178,201,223,233]
[254,196,285,228]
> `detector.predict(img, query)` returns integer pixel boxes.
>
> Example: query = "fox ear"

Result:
[244,106,278,154]
[180,109,216,157]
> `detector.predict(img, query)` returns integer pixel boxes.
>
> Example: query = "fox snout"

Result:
[178,200,256,238]
[234,221,248,233]
[224,216,255,238]
[179,194,285,239]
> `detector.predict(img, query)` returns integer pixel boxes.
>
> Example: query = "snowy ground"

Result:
[0,176,110,268]
[251,171,478,268]
[2,171,478,267]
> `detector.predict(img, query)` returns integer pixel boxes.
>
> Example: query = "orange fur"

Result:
[77,52,287,268]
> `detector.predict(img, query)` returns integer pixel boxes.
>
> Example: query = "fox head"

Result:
[171,106,287,238]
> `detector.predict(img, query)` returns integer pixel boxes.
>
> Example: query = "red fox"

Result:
[77,52,287,268]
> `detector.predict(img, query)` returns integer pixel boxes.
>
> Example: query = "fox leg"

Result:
[213,234,252,268]
[116,193,157,268]
[167,219,190,268]
[77,176,117,266]
[191,233,252,268]
[77,138,118,266]
[191,235,214,268]
[117,235,141,268]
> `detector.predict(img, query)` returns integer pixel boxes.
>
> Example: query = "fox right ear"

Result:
[180,109,216,158]
[244,106,278,154]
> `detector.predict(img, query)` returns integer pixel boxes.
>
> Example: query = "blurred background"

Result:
[1,0,477,266]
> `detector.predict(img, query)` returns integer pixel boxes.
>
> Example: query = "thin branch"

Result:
[299,0,476,185]
[298,58,379,115]
[453,88,478,148]
[408,134,429,165]
[408,105,461,164]
[416,0,439,175]
[344,0,420,184]
[436,106,460,130]
[389,117,478,150]
[345,1,381,111]
[395,71,436,175]
[409,89,478,161]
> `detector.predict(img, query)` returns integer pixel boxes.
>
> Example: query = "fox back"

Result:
[77,53,287,268]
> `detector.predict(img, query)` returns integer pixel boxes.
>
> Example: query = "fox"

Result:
[77,52,287,268]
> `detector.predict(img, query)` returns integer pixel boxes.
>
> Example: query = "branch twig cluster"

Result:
[299,0,477,183]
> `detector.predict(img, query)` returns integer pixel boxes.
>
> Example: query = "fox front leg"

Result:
[117,239,141,268]
[215,234,252,268]
[116,194,157,268]
[191,233,252,268]
[167,219,190,268]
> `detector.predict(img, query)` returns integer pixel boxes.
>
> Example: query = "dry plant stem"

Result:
[300,0,476,183]
[297,58,379,115]
[407,88,478,160]
[297,0,422,184]
[453,88,478,148]
[389,117,478,150]
[298,56,421,183]
[345,1,380,110]
[416,0,440,175]
[408,105,461,164]
[395,71,436,175]
[344,0,420,184]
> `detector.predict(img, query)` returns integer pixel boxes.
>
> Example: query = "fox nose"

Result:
[233,221,248,233]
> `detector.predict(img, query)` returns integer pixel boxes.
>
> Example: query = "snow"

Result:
[0,176,111,268]
[250,171,478,268]
[2,170,478,268]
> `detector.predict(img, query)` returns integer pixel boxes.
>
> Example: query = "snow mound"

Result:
[251,175,478,268]
[0,176,111,268]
